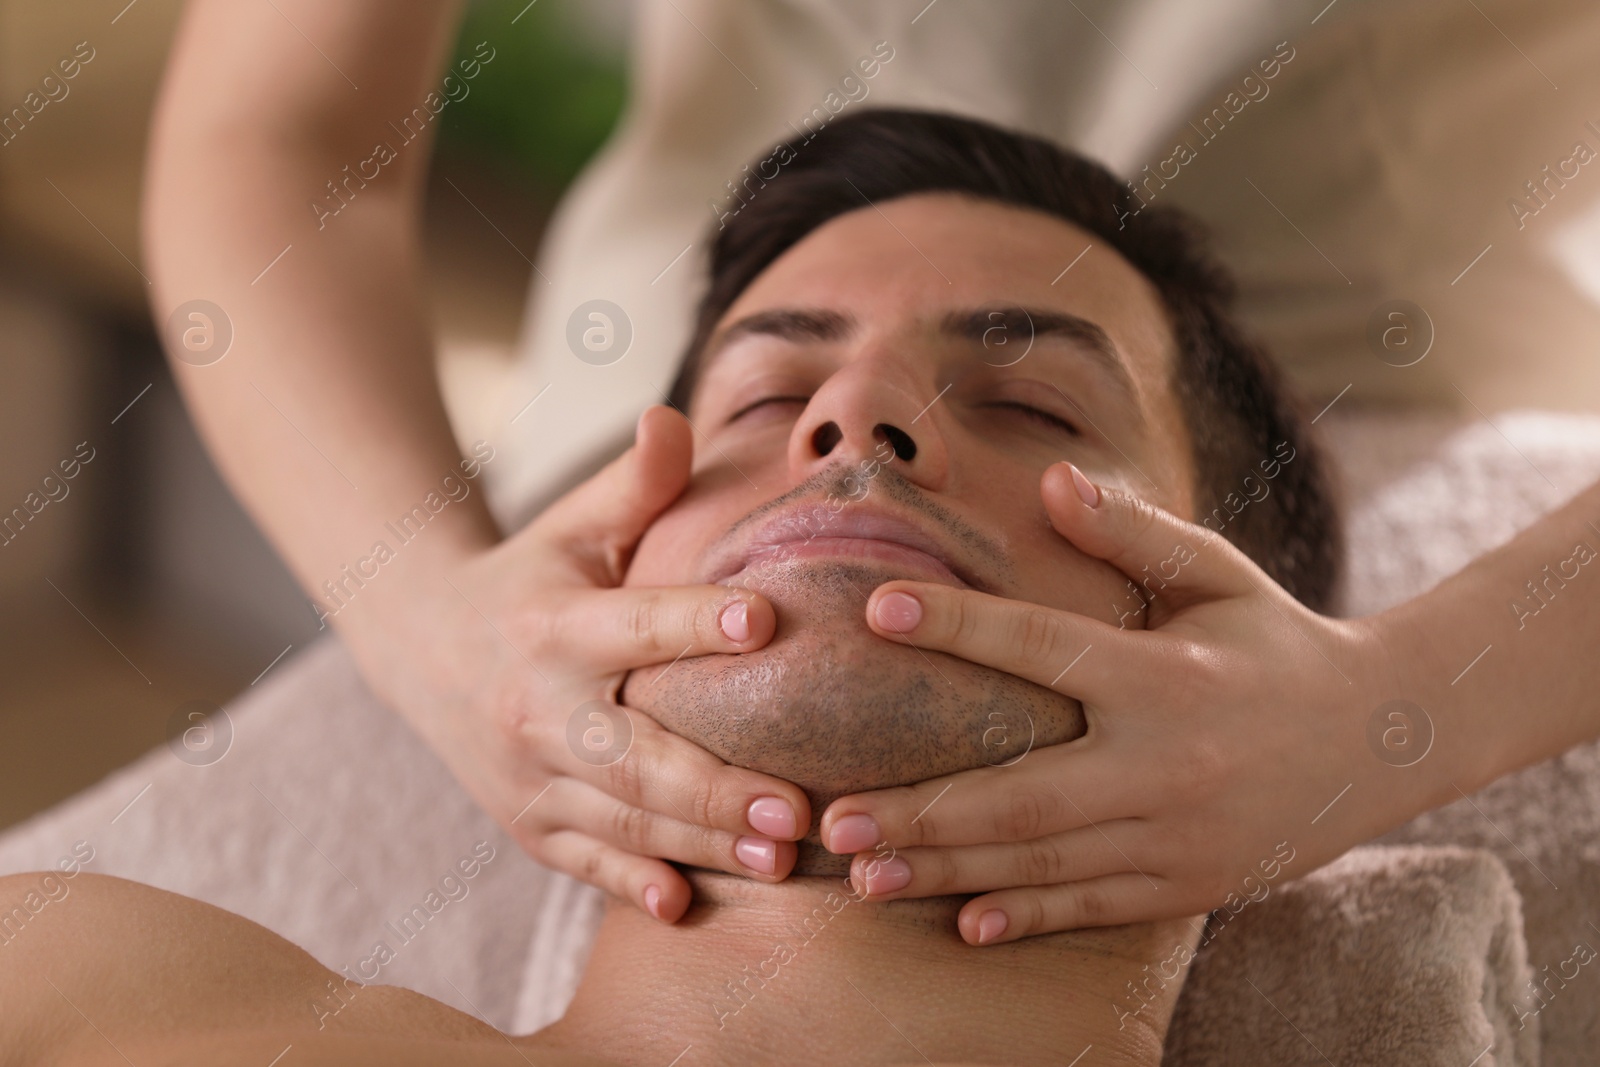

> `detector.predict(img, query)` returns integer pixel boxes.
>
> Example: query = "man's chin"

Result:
[621,557,1085,860]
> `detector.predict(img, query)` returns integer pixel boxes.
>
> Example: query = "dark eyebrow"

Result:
[701,308,856,367]
[940,306,1141,413]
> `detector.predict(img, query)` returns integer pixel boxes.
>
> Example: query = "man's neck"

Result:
[529,870,1200,1067]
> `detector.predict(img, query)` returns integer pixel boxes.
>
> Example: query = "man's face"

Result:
[621,194,1196,856]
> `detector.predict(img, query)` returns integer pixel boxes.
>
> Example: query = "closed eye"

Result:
[727,395,810,422]
[985,400,1080,436]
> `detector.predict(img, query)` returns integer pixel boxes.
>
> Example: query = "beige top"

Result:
[1163,0,1600,423]
[486,0,1600,524]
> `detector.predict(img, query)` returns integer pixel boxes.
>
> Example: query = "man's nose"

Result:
[787,361,950,491]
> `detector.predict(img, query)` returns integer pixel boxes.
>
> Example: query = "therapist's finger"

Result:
[532,405,694,579]
[862,581,1169,705]
[547,585,776,668]
[1041,461,1263,602]
[822,745,1150,851]
[560,708,811,842]
[526,779,797,883]
[534,828,694,923]
[844,826,1133,901]
[956,873,1176,943]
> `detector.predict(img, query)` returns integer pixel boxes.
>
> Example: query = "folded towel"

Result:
[1164,844,1537,1066]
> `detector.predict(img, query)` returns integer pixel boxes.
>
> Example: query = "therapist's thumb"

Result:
[536,405,694,554]
[1041,461,1260,600]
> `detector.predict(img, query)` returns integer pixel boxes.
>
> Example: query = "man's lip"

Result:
[744,536,965,585]
[708,504,981,590]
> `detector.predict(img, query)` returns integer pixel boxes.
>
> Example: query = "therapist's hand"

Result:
[819,462,1444,944]
[353,407,809,923]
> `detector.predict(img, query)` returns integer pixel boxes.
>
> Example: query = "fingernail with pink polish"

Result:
[875,591,922,633]
[735,836,777,875]
[720,600,751,643]
[828,813,881,854]
[862,856,912,895]
[977,909,1009,944]
[644,884,663,919]
[1067,463,1100,508]
[747,796,797,838]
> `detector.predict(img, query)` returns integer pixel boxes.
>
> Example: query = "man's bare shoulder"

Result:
[0,872,512,1067]
[73,1033,1008,1067]
[70,1031,623,1067]
[0,873,1018,1067]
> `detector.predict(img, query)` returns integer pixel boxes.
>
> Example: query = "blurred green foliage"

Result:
[438,0,628,188]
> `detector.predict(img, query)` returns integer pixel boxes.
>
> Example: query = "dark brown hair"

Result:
[668,108,1342,611]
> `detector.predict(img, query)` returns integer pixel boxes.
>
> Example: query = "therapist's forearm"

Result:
[1379,475,1600,797]
[143,0,491,643]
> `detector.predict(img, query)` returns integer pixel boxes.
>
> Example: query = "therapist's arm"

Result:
[144,2,486,600]
[144,0,808,919]
[821,462,1600,941]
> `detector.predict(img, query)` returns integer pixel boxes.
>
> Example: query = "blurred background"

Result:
[0,0,629,829]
